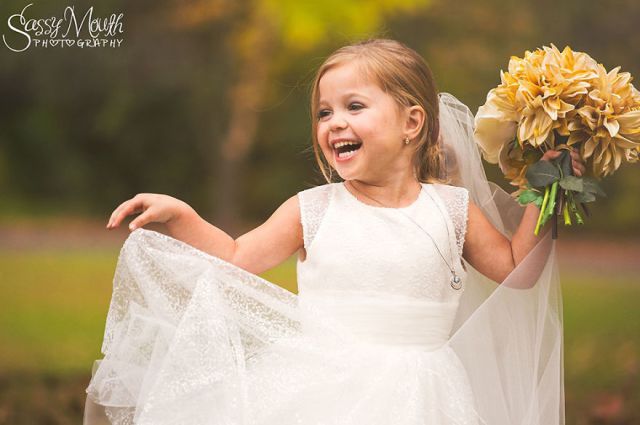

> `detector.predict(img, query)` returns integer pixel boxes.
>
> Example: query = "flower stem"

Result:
[563,197,572,225]
[570,196,584,225]
[535,185,550,235]
[545,181,559,225]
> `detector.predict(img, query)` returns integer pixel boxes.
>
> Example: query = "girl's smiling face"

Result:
[316,62,416,182]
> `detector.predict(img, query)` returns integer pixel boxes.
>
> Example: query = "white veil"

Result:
[437,92,564,425]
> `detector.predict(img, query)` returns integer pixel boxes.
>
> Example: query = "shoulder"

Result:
[297,182,336,197]
[296,183,336,250]
[430,183,469,206]
[265,193,303,233]
[273,185,335,226]
[428,183,471,224]
[428,183,471,263]
[428,185,494,235]
[296,183,337,211]
[430,182,468,194]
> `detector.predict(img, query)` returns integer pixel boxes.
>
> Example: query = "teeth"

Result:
[333,140,361,149]
[338,150,357,159]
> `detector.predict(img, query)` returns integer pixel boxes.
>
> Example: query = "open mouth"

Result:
[333,141,362,161]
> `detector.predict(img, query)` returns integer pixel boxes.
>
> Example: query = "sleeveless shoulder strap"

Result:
[431,184,470,258]
[297,184,333,250]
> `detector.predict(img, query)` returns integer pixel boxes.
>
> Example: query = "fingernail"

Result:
[129,224,136,231]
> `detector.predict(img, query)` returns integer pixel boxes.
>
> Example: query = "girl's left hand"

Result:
[540,147,586,177]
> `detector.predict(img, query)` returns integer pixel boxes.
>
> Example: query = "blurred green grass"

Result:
[0,249,299,374]
[561,271,639,406]
[0,249,638,423]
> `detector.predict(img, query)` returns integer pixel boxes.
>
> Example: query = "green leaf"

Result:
[583,177,607,197]
[525,160,560,188]
[558,150,572,178]
[533,196,543,208]
[574,191,596,203]
[559,175,584,192]
[517,189,542,205]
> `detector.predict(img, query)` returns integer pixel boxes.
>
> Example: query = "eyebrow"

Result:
[318,92,371,106]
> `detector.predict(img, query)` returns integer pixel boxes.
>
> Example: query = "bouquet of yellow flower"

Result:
[474,44,640,238]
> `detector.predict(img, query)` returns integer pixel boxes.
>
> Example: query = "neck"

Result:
[346,175,422,208]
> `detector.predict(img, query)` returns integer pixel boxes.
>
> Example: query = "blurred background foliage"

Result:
[0,0,639,424]
[0,0,638,237]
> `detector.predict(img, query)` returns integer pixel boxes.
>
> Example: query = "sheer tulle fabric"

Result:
[84,93,564,425]
[440,92,563,425]
[84,229,486,425]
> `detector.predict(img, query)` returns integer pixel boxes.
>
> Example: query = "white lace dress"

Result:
[83,182,539,425]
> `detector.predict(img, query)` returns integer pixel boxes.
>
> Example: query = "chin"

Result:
[335,168,356,181]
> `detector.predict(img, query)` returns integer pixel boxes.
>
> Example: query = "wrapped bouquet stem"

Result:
[527,146,593,238]
[474,44,640,238]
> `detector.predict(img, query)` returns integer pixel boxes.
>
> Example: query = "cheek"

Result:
[316,123,331,149]
[355,111,385,137]
[316,126,333,159]
[316,125,328,148]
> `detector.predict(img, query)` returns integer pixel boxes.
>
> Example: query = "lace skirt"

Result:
[83,229,481,425]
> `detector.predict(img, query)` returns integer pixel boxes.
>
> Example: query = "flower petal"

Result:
[617,110,640,131]
[603,117,620,137]
[583,136,598,158]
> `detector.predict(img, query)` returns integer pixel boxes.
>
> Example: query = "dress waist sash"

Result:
[298,292,458,351]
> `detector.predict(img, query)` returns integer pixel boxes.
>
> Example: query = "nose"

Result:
[328,112,348,131]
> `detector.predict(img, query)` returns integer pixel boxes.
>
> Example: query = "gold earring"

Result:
[404,136,410,145]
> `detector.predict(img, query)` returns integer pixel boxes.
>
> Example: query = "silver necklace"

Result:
[346,181,463,290]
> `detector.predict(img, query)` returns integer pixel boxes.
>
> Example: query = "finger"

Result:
[108,197,137,225]
[128,209,156,231]
[108,204,128,228]
[542,150,561,161]
[108,204,128,227]
[109,199,145,228]
[571,158,586,175]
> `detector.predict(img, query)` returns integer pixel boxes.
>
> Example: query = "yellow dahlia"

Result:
[567,64,640,177]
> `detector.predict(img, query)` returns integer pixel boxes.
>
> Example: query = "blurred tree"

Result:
[172,0,431,233]
[0,0,638,237]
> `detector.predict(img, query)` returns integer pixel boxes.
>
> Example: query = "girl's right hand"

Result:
[106,193,193,231]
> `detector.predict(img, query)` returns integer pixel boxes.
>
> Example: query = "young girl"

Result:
[85,39,585,425]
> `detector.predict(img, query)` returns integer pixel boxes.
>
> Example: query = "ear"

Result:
[402,105,425,140]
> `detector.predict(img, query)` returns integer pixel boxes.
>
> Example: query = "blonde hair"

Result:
[309,38,448,184]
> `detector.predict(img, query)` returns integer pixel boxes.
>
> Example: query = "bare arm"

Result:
[231,194,303,274]
[167,195,303,275]
[108,191,304,275]
[462,201,550,283]
[463,148,585,283]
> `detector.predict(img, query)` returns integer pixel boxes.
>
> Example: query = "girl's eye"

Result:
[316,103,364,120]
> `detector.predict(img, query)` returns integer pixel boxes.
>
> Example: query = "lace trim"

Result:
[456,187,470,258]
[297,184,333,250]
[432,184,469,258]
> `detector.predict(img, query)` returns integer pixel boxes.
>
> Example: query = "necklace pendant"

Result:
[450,274,462,290]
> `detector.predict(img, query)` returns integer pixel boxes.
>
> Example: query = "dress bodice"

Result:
[296,182,470,348]
[297,182,469,303]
